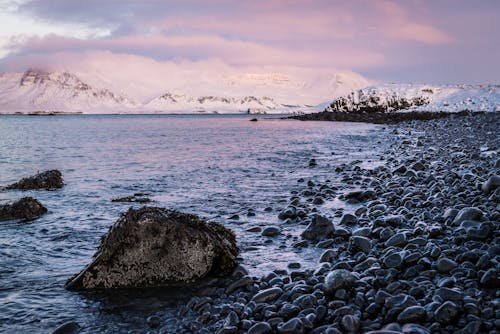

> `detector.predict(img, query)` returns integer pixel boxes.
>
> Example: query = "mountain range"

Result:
[0,69,371,114]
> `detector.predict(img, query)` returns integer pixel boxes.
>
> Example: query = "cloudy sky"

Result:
[0,0,498,100]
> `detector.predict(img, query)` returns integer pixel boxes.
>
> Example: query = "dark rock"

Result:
[0,197,47,221]
[452,207,483,225]
[52,321,80,334]
[319,249,338,263]
[349,236,372,253]
[248,322,272,334]
[479,268,499,288]
[434,301,458,324]
[383,253,403,268]
[434,288,462,302]
[65,207,239,289]
[146,315,161,328]
[301,215,333,242]
[324,269,357,295]
[339,213,358,225]
[436,258,457,273]
[397,306,426,323]
[111,195,152,203]
[401,323,430,334]
[385,233,407,247]
[226,275,254,294]
[252,287,283,303]
[340,314,360,332]
[6,170,63,190]
[278,317,304,334]
[481,175,500,193]
[261,226,282,237]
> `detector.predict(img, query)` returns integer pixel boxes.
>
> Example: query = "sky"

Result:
[0,0,498,100]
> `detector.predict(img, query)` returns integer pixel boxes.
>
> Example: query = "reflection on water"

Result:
[0,114,384,333]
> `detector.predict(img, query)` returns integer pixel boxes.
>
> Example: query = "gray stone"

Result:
[480,268,499,288]
[383,253,403,268]
[65,207,239,289]
[385,233,407,247]
[434,301,458,324]
[401,323,430,334]
[252,287,283,303]
[452,207,483,225]
[397,306,426,323]
[319,249,338,263]
[434,288,462,302]
[481,175,500,193]
[324,269,357,294]
[261,226,282,237]
[350,236,372,253]
[248,322,272,334]
[301,215,334,242]
[0,197,47,222]
[278,317,304,334]
[339,213,358,225]
[436,257,457,273]
[340,315,360,332]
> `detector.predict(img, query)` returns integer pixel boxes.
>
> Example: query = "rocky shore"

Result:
[140,112,499,334]
[288,110,480,124]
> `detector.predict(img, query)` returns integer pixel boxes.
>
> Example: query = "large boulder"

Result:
[6,170,64,190]
[65,207,239,290]
[0,197,47,221]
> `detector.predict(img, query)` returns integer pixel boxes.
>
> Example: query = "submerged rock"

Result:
[5,170,64,190]
[65,207,239,290]
[0,197,47,221]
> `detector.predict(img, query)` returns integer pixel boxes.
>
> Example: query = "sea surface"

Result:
[0,114,385,333]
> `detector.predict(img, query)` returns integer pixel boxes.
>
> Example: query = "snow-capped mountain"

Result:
[327,84,500,113]
[145,92,298,114]
[0,69,373,114]
[0,69,138,113]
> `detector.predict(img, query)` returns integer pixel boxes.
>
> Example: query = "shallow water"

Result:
[0,114,385,333]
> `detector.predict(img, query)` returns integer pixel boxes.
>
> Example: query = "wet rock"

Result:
[479,268,499,288]
[452,207,483,225]
[319,249,338,263]
[301,215,333,242]
[324,269,356,295]
[434,301,458,324]
[52,321,80,334]
[349,236,372,253]
[383,253,403,268]
[344,189,376,203]
[65,207,239,289]
[261,226,281,237]
[434,288,462,302]
[481,175,500,194]
[226,275,253,294]
[252,287,283,303]
[278,317,304,334]
[339,213,358,225]
[397,306,426,323]
[146,315,161,328]
[436,257,457,273]
[401,323,430,334]
[6,170,64,190]
[340,314,360,332]
[248,322,272,334]
[111,194,152,203]
[385,232,407,247]
[0,197,47,221]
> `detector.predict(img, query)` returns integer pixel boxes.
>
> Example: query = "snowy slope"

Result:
[0,70,138,113]
[0,69,372,114]
[327,84,500,113]
[145,92,299,114]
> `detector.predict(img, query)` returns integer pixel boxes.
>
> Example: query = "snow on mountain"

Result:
[145,92,298,114]
[0,69,373,114]
[327,84,500,113]
[0,69,138,113]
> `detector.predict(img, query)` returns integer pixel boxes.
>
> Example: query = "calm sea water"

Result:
[0,114,384,333]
